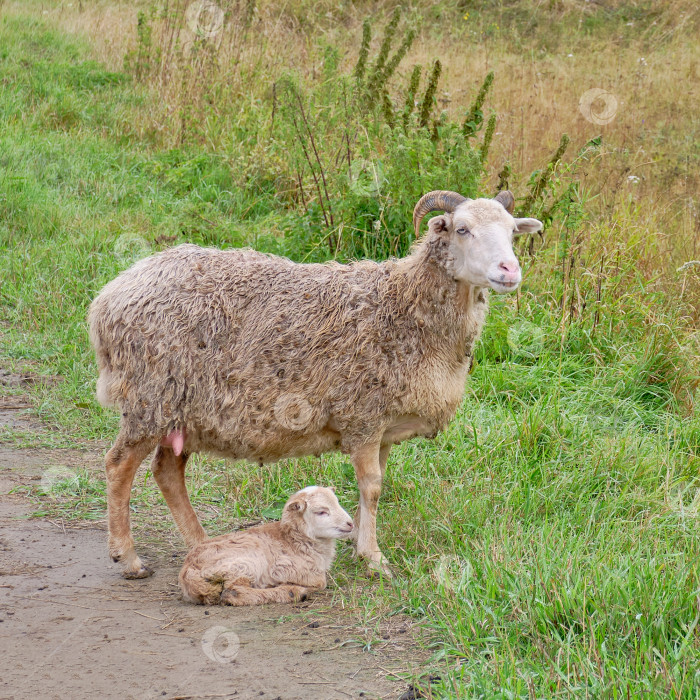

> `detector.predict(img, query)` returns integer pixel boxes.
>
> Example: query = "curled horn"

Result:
[412,190,468,238]
[494,189,515,214]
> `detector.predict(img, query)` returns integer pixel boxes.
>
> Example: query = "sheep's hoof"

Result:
[122,565,154,580]
[367,557,393,579]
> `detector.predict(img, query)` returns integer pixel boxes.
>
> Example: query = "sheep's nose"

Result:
[346,520,354,529]
[499,260,519,275]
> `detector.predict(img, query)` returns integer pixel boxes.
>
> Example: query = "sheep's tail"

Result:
[88,303,119,408]
[94,368,116,408]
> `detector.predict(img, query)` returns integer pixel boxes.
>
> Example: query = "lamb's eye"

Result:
[456,227,470,236]
[315,510,329,516]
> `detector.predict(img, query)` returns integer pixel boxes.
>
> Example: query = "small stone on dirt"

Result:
[398,674,442,700]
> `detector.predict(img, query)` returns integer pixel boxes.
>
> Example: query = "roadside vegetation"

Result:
[1,0,699,695]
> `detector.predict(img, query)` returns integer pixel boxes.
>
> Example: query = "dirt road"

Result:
[0,399,419,700]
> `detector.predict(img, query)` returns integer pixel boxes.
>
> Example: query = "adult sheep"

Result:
[89,190,542,578]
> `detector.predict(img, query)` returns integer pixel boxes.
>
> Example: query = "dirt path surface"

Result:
[0,402,419,700]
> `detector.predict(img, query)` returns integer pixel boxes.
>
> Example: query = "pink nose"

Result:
[346,521,354,529]
[499,261,519,275]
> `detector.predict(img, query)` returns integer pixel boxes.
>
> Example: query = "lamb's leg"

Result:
[105,433,158,579]
[151,446,207,548]
[351,443,392,577]
[220,584,311,606]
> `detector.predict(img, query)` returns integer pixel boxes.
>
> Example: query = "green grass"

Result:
[1,10,700,698]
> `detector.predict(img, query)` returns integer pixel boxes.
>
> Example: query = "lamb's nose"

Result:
[346,520,354,529]
[499,260,519,275]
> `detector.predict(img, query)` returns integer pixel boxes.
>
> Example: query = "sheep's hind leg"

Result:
[351,443,392,577]
[151,446,207,548]
[105,433,158,579]
[220,585,310,606]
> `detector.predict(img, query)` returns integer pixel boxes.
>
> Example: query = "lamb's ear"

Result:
[513,217,543,235]
[427,214,452,236]
[286,496,307,513]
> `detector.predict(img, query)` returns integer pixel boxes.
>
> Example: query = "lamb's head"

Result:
[282,486,354,540]
[413,190,543,293]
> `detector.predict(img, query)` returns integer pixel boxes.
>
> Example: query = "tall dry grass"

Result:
[7,0,699,328]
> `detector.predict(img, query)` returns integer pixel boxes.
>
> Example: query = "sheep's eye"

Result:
[314,510,329,516]
[456,227,470,236]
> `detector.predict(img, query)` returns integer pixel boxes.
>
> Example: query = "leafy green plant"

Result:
[462,70,494,139]
[270,10,498,260]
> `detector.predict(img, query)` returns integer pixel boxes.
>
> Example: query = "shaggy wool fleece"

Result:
[88,233,487,460]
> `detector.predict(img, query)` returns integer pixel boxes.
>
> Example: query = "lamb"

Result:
[179,486,353,605]
[88,189,542,579]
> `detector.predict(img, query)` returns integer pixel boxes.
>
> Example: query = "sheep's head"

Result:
[282,486,354,540]
[413,190,543,293]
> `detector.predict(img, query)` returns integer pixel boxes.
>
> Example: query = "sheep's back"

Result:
[89,244,403,451]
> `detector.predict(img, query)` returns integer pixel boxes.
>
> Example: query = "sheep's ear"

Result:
[513,217,543,235]
[427,214,452,236]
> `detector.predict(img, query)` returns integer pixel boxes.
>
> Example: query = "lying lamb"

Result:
[179,486,353,605]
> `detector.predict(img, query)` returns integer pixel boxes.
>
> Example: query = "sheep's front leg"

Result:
[105,433,158,579]
[351,443,392,577]
[151,446,207,548]
[351,444,390,542]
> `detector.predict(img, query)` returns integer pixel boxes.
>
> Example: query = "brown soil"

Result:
[0,388,423,700]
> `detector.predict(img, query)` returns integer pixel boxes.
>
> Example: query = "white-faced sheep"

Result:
[88,190,542,578]
[179,486,353,605]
